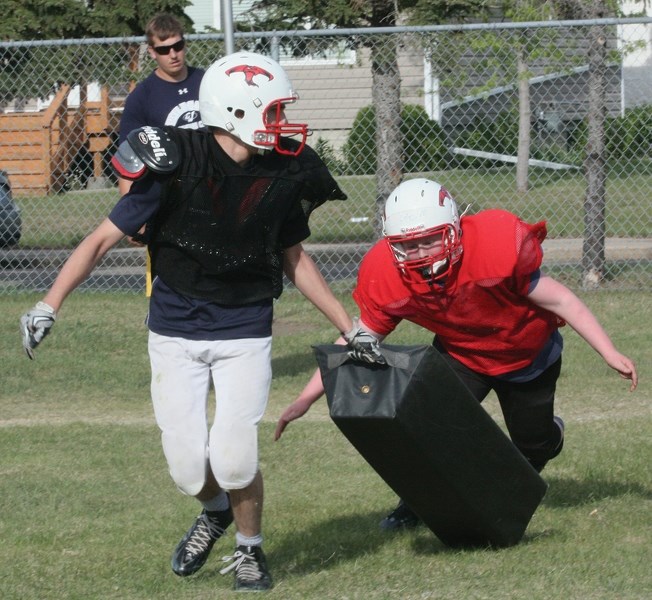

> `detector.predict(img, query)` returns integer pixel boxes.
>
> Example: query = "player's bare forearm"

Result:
[44,219,125,311]
[529,275,638,390]
[282,243,353,334]
[275,368,327,440]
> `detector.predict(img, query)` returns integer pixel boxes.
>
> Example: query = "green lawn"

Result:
[14,169,652,248]
[1,290,650,599]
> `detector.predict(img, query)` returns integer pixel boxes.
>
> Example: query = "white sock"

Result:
[236,532,263,547]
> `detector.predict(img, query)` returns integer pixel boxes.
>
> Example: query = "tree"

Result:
[0,1,192,112]
[555,0,611,288]
[244,0,484,236]
[84,0,193,39]
[425,1,566,193]
[83,1,194,103]
[368,1,402,235]
[420,0,646,289]
[0,1,192,41]
[506,2,557,194]
[242,0,402,234]
[556,0,648,288]
[0,1,88,41]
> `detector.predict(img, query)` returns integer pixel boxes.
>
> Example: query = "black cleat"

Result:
[221,545,273,592]
[171,507,233,576]
[553,415,565,448]
[531,416,566,473]
[379,499,421,531]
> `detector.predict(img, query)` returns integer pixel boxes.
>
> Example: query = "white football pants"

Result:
[148,331,272,495]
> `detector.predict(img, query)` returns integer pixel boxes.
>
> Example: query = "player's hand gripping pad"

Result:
[313,344,548,548]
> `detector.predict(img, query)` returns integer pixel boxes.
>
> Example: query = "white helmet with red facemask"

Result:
[199,51,308,156]
[382,178,463,282]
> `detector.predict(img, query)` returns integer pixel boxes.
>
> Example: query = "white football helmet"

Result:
[199,51,308,156]
[382,178,463,281]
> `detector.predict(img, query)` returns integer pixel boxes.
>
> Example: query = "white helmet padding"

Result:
[382,178,463,282]
[199,51,308,156]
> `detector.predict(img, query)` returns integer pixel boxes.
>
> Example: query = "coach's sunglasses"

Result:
[152,39,186,55]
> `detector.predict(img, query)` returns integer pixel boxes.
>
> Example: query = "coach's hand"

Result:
[343,319,386,365]
[20,301,56,359]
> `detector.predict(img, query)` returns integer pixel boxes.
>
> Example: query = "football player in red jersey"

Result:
[277,177,638,530]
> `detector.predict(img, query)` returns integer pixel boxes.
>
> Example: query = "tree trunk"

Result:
[370,0,402,237]
[516,42,531,193]
[582,9,608,289]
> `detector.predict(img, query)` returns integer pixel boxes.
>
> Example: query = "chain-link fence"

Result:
[1,18,650,294]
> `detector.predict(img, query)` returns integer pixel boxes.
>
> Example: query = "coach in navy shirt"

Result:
[118,13,204,196]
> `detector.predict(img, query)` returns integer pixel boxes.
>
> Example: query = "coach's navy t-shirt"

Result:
[118,67,205,144]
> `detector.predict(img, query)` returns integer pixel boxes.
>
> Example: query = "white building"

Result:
[619,1,652,110]
[185,0,254,33]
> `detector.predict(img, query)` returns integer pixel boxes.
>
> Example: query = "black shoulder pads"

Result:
[111,126,180,180]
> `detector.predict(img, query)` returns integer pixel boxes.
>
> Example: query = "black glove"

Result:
[343,319,386,365]
[20,301,56,359]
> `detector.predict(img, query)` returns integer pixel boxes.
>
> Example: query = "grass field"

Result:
[14,169,652,248]
[1,290,650,599]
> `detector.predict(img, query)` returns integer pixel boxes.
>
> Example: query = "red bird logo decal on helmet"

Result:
[439,186,452,207]
[225,64,274,87]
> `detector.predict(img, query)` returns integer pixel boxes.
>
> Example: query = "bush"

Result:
[452,104,652,171]
[343,104,449,175]
[454,108,520,169]
[402,104,450,173]
[606,105,652,162]
[313,137,347,176]
[343,105,376,175]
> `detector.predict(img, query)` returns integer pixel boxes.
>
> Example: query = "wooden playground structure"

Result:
[0,85,122,196]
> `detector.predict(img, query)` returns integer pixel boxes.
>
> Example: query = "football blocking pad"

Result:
[314,344,548,548]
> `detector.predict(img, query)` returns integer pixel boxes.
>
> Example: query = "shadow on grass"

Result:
[187,501,577,585]
[540,475,652,507]
[272,351,320,378]
[409,530,539,557]
[410,519,555,557]
[266,509,537,576]
[267,475,652,573]
[266,509,560,576]
[267,510,451,578]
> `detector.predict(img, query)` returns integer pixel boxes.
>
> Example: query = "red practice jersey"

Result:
[353,209,564,376]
